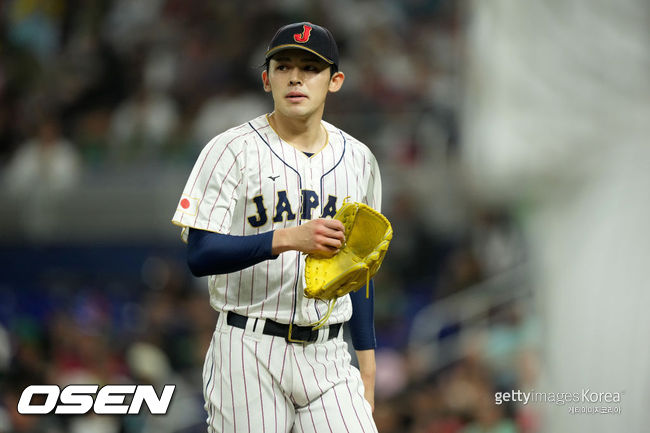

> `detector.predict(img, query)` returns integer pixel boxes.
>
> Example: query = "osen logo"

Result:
[17,384,175,415]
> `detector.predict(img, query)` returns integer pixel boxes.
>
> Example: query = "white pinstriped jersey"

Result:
[172,114,382,326]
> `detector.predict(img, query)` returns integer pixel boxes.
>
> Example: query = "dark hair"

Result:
[264,58,339,77]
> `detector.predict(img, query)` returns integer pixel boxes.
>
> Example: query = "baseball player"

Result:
[172,22,380,432]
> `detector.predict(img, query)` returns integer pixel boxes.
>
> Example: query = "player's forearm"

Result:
[271,227,294,254]
[271,226,311,254]
[356,349,376,411]
[356,349,377,380]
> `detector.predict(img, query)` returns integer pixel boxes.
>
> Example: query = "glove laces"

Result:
[310,298,337,330]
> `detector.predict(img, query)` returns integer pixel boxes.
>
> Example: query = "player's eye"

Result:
[276,64,288,71]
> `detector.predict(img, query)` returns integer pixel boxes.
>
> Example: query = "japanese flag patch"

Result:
[177,196,199,216]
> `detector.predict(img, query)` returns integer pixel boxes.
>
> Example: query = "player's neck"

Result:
[268,111,327,154]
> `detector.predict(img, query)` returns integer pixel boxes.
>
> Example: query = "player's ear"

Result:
[328,71,345,93]
[261,70,272,93]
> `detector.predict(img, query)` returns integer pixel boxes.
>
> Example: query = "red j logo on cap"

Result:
[294,25,312,43]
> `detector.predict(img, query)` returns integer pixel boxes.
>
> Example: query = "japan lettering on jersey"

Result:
[172,114,382,326]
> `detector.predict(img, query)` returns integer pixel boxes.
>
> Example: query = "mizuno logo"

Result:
[268,175,280,181]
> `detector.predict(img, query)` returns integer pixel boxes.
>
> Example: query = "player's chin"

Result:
[281,107,309,118]
[279,102,313,116]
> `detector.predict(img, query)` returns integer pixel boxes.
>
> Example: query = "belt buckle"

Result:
[286,323,310,344]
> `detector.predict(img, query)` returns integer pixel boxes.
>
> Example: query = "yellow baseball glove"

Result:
[304,201,392,328]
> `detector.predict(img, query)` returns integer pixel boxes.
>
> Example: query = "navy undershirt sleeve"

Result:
[186,228,278,277]
[348,280,377,351]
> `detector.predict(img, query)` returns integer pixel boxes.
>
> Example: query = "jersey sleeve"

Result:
[171,135,244,242]
[364,152,382,212]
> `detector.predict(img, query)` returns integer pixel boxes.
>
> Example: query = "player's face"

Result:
[262,50,344,120]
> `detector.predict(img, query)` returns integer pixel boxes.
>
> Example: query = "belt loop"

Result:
[253,317,266,334]
[244,317,257,334]
[316,326,328,343]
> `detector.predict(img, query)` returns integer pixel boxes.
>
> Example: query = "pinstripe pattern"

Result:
[203,313,377,433]
[172,114,380,432]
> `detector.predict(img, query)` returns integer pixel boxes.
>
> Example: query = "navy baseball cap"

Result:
[265,22,339,68]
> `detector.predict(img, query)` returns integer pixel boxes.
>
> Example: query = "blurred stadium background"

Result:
[0,1,540,432]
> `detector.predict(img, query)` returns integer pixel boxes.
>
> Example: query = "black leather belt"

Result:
[226,312,342,344]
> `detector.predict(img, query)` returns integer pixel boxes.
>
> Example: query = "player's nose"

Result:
[289,70,302,86]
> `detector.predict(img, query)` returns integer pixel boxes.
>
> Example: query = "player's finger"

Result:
[318,234,343,249]
[325,237,343,249]
[315,220,345,240]
[322,226,345,242]
[320,218,345,232]
[309,243,338,258]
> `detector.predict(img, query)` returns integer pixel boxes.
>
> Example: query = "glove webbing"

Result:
[309,267,370,331]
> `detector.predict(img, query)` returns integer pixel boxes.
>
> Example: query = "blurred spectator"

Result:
[56,28,127,127]
[3,116,81,240]
[103,0,167,54]
[470,210,525,277]
[125,342,205,432]
[190,86,271,148]
[72,107,112,167]
[109,84,179,162]
[460,390,517,433]
[5,0,64,62]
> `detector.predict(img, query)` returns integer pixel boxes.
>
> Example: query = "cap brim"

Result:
[265,44,334,65]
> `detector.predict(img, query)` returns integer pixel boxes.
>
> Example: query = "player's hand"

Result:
[272,219,345,257]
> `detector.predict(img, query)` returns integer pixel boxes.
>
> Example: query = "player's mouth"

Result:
[286,91,307,101]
